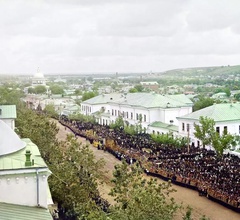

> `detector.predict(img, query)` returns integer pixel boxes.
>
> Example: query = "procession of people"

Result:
[59,115,240,212]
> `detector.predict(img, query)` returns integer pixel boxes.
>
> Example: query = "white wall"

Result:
[0,170,50,208]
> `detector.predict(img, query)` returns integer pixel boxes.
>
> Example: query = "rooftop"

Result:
[0,138,48,171]
[0,105,16,119]
[177,103,240,122]
[83,93,193,108]
[149,121,178,132]
[0,203,52,220]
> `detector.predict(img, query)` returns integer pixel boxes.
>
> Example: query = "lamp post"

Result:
[187,124,190,153]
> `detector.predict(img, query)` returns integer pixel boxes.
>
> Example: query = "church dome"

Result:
[33,72,44,78]
[0,120,26,156]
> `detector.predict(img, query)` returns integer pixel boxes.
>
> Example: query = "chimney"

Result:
[25,150,32,166]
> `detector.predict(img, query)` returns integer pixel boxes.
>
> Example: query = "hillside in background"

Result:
[161,65,240,78]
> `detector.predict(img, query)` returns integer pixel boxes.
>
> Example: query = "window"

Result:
[122,111,124,117]
[136,113,138,120]
[187,124,190,132]
[126,112,128,118]
[115,110,117,116]
[112,109,114,115]
[182,123,185,131]
[144,114,146,122]
[239,125,240,134]
[224,126,227,133]
[153,130,155,134]
[216,127,220,133]
[131,112,133,119]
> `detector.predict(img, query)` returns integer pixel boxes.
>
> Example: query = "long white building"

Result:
[81,93,193,133]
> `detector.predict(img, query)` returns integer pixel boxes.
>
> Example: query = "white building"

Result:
[32,71,47,87]
[0,120,53,219]
[81,93,193,133]
[177,103,240,148]
[0,105,16,129]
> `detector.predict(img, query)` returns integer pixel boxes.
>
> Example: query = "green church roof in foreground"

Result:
[0,138,48,171]
[0,203,52,220]
[177,103,240,122]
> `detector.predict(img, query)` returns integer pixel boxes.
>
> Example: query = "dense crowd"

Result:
[59,116,240,212]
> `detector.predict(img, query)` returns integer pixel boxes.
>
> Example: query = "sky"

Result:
[0,0,240,75]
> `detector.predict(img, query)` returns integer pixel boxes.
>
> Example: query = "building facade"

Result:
[177,103,240,148]
[81,93,193,133]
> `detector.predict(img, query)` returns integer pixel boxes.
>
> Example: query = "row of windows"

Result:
[182,123,230,134]
[82,105,91,113]
[111,109,147,122]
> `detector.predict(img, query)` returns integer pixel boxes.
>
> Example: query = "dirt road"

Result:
[55,120,240,220]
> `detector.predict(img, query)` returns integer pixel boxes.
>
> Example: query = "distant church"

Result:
[32,68,47,87]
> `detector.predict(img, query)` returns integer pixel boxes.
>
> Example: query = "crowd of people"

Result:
[59,116,240,212]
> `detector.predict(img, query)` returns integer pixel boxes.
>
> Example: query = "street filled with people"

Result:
[59,115,240,212]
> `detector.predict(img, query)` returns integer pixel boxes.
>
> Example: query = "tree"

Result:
[212,129,236,157]
[108,161,180,220]
[129,88,138,93]
[34,85,47,94]
[110,116,124,130]
[234,93,240,101]
[44,104,58,118]
[16,106,108,219]
[82,91,98,101]
[0,85,24,106]
[49,84,64,94]
[193,96,214,112]
[194,116,215,148]
[194,116,236,155]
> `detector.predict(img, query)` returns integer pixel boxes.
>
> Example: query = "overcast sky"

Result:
[0,0,240,74]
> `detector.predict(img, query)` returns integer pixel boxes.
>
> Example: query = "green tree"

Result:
[110,116,124,130]
[193,96,214,111]
[109,162,179,220]
[49,84,64,94]
[34,85,47,94]
[0,85,24,106]
[16,107,108,219]
[49,134,107,219]
[194,116,215,148]
[129,88,138,93]
[82,91,98,101]
[212,129,236,157]
[234,93,240,101]
[44,104,58,118]
[134,84,144,92]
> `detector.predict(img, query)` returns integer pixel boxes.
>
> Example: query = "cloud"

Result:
[0,0,239,73]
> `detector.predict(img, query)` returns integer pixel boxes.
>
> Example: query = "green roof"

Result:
[177,103,240,122]
[149,121,178,132]
[0,203,52,220]
[84,93,193,108]
[0,105,16,119]
[0,138,48,171]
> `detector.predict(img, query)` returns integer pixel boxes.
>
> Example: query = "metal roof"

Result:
[83,93,193,108]
[0,203,53,220]
[177,103,240,122]
[0,105,16,119]
[0,138,48,171]
[149,121,178,132]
